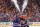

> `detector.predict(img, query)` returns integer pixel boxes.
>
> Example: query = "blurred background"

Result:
[0,0,40,22]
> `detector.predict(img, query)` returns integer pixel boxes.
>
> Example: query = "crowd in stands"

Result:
[0,0,16,22]
[24,0,40,22]
[0,0,40,22]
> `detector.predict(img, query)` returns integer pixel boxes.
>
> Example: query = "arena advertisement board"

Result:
[33,22,40,25]
[29,22,40,25]
[11,22,13,25]
[29,22,40,27]
[6,22,12,25]
[0,22,6,26]
[3,22,6,25]
[0,22,3,26]
[0,22,40,27]
[0,22,13,27]
[28,22,33,25]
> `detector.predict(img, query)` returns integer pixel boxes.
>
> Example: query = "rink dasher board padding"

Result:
[0,25,13,27]
[29,25,40,27]
[0,25,40,27]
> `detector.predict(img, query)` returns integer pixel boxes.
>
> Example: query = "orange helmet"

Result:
[24,16,27,20]
[13,17,16,20]
[20,15,23,18]
[20,20,23,24]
